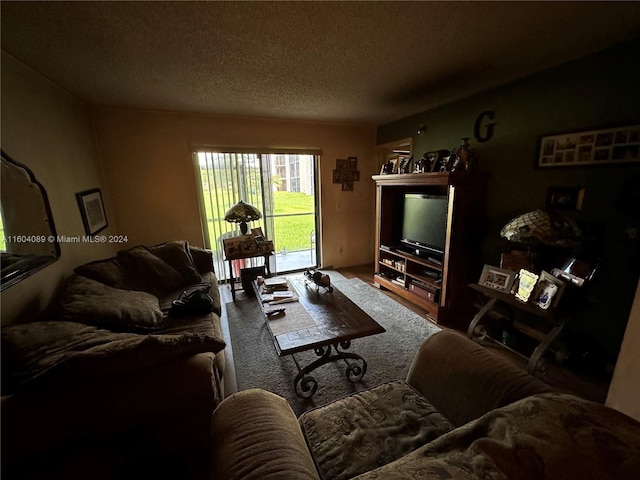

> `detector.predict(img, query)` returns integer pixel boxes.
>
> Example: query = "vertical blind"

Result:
[195,151,266,280]
[193,148,321,280]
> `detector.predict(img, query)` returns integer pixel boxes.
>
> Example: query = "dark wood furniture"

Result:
[467,283,566,376]
[223,234,273,301]
[254,275,386,397]
[372,172,487,327]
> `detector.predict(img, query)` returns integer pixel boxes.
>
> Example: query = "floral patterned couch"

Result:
[210,330,640,479]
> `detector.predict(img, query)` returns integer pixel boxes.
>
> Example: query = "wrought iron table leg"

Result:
[528,321,565,375]
[292,343,368,398]
[228,260,236,302]
[468,297,497,342]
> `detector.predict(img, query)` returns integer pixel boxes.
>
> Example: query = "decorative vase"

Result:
[456,138,477,172]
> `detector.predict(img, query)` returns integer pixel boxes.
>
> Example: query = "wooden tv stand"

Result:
[372,171,487,327]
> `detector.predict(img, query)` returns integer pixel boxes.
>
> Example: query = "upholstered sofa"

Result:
[1,241,226,480]
[210,330,640,480]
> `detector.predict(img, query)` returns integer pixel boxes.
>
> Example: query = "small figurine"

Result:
[304,269,333,292]
[414,153,429,172]
[456,138,478,171]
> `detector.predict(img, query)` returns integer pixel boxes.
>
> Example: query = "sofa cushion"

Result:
[299,380,454,480]
[56,275,166,331]
[148,240,202,284]
[189,245,214,274]
[74,246,186,297]
[73,253,125,287]
[351,392,640,480]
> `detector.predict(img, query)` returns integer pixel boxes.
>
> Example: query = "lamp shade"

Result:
[500,209,582,247]
[224,200,262,234]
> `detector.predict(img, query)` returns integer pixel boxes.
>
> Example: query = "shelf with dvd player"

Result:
[372,171,488,326]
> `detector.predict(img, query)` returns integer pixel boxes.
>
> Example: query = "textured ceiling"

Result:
[2,1,640,125]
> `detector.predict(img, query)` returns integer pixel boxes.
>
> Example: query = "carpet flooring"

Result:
[225,271,441,415]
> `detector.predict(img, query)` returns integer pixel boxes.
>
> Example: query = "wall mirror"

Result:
[1,150,60,290]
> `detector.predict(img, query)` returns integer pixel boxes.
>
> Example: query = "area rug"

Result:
[225,271,441,415]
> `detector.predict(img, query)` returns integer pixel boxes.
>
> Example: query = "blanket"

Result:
[1,319,225,393]
[352,392,640,479]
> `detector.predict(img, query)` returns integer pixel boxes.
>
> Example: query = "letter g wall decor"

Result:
[474,110,497,143]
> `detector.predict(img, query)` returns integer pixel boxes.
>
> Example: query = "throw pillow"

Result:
[56,275,166,331]
[189,245,214,274]
[74,255,127,288]
[149,240,202,284]
[117,246,186,297]
[75,245,187,297]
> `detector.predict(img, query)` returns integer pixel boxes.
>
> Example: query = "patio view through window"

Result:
[194,150,319,281]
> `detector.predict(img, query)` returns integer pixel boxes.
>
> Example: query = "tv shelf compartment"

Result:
[374,272,441,319]
[372,171,487,326]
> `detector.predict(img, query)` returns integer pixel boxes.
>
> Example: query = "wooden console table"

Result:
[223,234,273,301]
[467,283,566,376]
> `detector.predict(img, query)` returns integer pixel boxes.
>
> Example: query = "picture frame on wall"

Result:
[537,124,640,167]
[76,188,107,235]
[478,265,516,293]
[546,186,585,211]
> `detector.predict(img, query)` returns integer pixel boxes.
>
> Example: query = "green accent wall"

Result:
[377,37,640,365]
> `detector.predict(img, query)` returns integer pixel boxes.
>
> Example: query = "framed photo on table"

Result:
[222,236,242,258]
[478,265,516,293]
[531,271,566,310]
[515,269,539,302]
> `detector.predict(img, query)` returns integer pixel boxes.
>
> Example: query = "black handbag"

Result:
[169,286,213,317]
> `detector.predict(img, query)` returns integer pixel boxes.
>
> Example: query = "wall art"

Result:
[76,188,107,235]
[546,186,585,211]
[538,124,639,167]
[333,156,360,191]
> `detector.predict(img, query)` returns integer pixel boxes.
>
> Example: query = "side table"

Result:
[467,283,566,376]
[223,234,273,301]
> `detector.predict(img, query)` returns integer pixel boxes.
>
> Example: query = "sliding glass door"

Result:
[194,149,319,281]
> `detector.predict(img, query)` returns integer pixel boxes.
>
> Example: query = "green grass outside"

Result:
[273,214,315,252]
[203,189,315,253]
[272,190,315,251]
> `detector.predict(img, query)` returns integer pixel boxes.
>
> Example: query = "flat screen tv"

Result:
[401,193,448,256]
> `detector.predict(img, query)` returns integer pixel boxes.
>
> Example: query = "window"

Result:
[194,149,319,281]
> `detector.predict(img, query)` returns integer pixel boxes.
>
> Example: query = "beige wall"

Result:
[1,52,376,326]
[606,280,640,422]
[1,52,116,325]
[91,108,377,269]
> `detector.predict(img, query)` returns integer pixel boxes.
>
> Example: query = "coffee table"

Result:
[253,275,386,397]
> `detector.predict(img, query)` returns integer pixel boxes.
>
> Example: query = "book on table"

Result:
[273,291,293,298]
[268,296,299,305]
[264,277,289,290]
[261,290,298,305]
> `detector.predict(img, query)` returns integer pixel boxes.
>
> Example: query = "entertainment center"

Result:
[372,171,488,326]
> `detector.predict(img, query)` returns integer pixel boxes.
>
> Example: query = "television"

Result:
[400,193,448,257]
